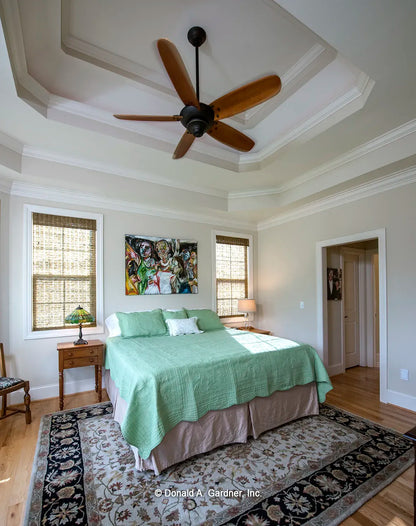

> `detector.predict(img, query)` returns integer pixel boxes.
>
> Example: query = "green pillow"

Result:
[116,309,167,338]
[185,309,225,331]
[162,309,187,321]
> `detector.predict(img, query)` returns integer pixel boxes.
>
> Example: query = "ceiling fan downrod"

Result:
[187,26,206,102]
[178,26,213,138]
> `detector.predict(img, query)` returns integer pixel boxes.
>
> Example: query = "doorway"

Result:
[316,229,387,403]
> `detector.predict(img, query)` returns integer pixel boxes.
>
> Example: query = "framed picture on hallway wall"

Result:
[327,268,342,301]
[125,235,198,295]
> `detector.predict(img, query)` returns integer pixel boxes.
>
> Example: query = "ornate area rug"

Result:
[25,402,413,526]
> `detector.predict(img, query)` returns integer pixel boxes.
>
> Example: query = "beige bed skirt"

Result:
[104,369,319,474]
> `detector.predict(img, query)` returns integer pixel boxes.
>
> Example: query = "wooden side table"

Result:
[57,339,104,410]
[236,326,272,335]
[404,425,416,525]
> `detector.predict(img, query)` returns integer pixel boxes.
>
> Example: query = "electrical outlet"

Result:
[400,369,409,381]
[299,301,305,309]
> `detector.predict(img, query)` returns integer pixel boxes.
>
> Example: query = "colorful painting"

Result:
[125,235,198,295]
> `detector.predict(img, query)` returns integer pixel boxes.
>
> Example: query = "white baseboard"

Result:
[385,388,416,413]
[7,377,105,405]
[327,364,344,377]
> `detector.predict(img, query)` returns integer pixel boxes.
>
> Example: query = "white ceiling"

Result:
[0,0,415,227]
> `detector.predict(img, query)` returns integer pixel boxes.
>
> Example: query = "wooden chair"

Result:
[0,343,31,424]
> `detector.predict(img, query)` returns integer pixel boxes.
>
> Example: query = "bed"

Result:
[104,308,332,474]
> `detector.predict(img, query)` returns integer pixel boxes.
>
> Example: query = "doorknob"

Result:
[344,315,348,319]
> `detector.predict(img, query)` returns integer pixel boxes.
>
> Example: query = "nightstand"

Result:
[236,326,272,335]
[57,339,104,410]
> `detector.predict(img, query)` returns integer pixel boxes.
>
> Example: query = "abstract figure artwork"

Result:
[125,235,198,295]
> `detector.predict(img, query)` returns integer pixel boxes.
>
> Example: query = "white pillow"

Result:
[166,317,203,336]
[105,313,121,337]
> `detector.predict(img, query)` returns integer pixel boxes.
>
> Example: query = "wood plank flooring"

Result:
[0,367,414,525]
[326,367,414,526]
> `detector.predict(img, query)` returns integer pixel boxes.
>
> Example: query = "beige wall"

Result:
[257,182,416,411]
[2,174,416,413]
[5,193,256,401]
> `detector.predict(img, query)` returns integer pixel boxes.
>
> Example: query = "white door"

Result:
[343,251,360,368]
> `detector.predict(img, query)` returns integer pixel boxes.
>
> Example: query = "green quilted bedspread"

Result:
[104,328,332,459]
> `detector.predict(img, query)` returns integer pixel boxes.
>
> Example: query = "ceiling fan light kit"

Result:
[114,26,281,159]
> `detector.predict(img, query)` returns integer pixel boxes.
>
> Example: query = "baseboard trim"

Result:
[7,377,104,404]
[385,389,416,413]
[327,364,344,377]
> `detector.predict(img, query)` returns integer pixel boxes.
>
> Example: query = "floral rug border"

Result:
[219,405,414,525]
[24,402,414,526]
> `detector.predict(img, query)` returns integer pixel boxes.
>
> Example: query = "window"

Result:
[26,206,103,337]
[215,234,250,318]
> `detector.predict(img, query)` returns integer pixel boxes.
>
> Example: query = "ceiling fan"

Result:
[114,26,282,159]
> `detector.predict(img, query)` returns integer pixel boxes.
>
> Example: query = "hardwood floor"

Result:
[0,367,414,525]
[326,367,415,526]
[0,390,109,526]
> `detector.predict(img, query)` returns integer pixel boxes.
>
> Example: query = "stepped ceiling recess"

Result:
[0,0,415,227]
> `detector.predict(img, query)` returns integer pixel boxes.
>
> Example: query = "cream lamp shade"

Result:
[238,299,256,313]
[238,299,256,329]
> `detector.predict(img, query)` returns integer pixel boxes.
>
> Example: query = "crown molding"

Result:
[282,118,416,194]
[0,177,13,193]
[238,43,332,125]
[22,144,228,199]
[45,95,243,172]
[283,44,326,86]
[257,165,416,230]
[0,131,23,154]
[231,117,416,198]
[10,181,256,231]
[0,132,23,173]
[238,69,375,171]
[0,0,49,110]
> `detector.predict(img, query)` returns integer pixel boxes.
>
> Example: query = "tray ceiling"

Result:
[0,0,415,226]
[2,0,373,171]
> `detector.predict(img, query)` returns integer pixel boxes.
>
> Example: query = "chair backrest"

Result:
[0,343,6,377]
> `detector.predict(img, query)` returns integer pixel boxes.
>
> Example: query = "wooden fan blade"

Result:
[114,115,182,121]
[210,75,281,120]
[157,39,199,108]
[207,121,255,152]
[173,131,195,159]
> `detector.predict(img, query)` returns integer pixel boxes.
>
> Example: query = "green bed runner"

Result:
[105,329,332,459]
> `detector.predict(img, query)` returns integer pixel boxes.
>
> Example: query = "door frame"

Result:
[365,248,379,367]
[316,228,387,403]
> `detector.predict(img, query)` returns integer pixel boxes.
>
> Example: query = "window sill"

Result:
[25,325,105,340]
[220,315,254,326]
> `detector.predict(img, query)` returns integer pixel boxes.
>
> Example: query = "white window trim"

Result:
[212,229,254,325]
[24,204,104,340]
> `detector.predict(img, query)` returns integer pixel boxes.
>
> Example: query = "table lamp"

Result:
[65,305,95,345]
[238,298,256,329]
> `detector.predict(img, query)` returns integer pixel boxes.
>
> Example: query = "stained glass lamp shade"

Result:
[65,306,95,345]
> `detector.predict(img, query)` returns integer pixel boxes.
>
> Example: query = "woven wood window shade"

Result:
[216,235,249,318]
[32,213,97,331]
